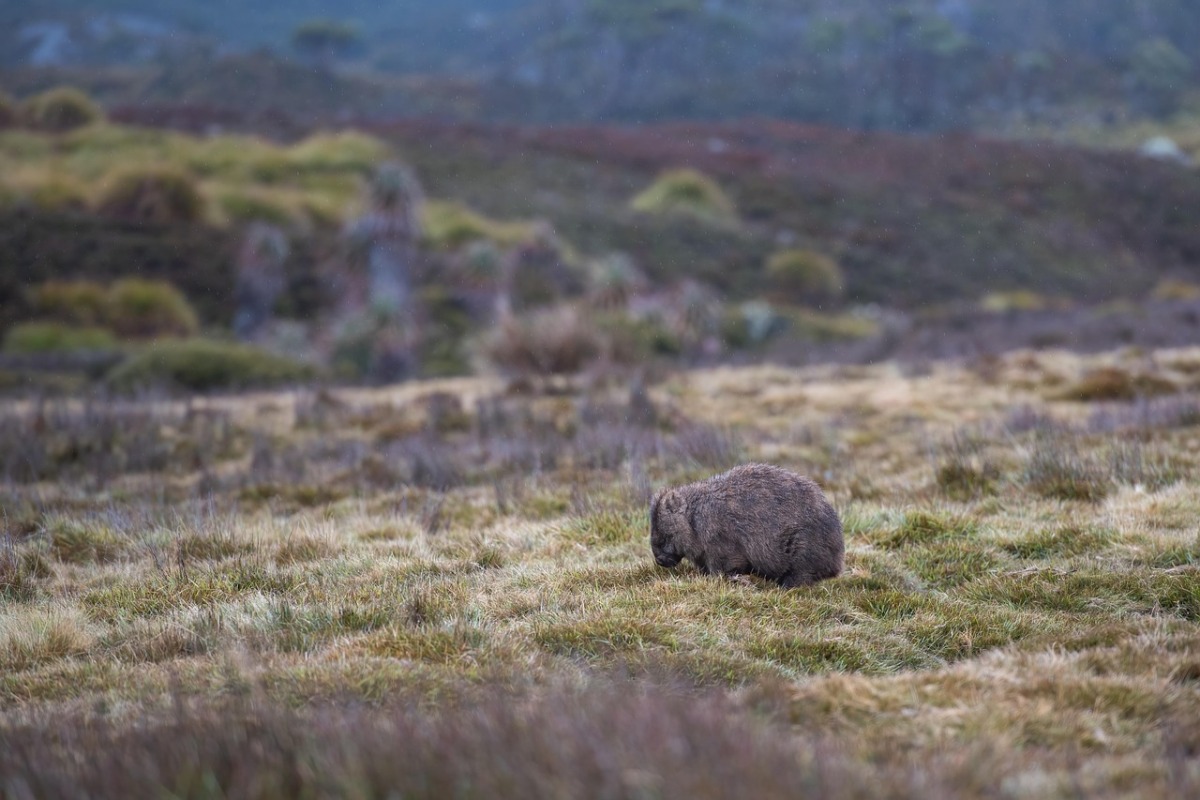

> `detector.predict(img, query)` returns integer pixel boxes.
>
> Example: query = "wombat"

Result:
[649,463,843,588]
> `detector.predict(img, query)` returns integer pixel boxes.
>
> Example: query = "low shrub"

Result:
[483,306,602,376]
[23,174,90,212]
[766,249,844,307]
[2,322,118,354]
[721,301,787,349]
[214,188,306,228]
[1057,367,1178,402]
[21,87,104,132]
[106,339,314,392]
[94,166,207,225]
[979,290,1051,313]
[630,168,738,223]
[422,202,531,251]
[105,279,200,339]
[29,281,110,327]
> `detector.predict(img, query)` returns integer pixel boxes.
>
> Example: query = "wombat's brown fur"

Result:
[650,464,843,588]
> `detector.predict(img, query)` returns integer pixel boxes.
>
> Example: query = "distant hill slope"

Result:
[366,117,1200,307]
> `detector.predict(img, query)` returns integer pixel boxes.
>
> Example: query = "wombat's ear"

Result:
[662,489,686,514]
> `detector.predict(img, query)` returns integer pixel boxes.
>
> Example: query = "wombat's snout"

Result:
[653,546,682,568]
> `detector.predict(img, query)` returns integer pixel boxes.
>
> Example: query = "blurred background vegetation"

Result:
[6,0,1200,131]
[1,0,1200,393]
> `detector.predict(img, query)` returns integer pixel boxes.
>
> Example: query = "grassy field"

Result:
[2,345,1200,797]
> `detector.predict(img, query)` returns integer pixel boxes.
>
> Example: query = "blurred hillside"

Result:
[4,1,1200,133]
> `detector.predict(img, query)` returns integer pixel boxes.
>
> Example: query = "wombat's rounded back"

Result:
[688,463,843,584]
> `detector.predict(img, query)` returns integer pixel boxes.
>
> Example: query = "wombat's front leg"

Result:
[700,551,749,581]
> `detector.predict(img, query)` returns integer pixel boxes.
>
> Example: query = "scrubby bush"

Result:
[0,92,17,128]
[30,281,111,327]
[105,279,200,339]
[330,312,419,384]
[24,175,90,213]
[597,312,683,361]
[215,188,307,228]
[288,131,390,175]
[94,166,207,225]
[766,249,844,307]
[630,168,738,223]
[2,323,118,354]
[106,339,314,392]
[1057,366,1178,402]
[21,87,104,132]
[484,306,602,376]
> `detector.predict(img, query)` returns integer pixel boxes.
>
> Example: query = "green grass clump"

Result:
[560,509,648,548]
[1004,525,1115,560]
[630,168,738,224]
[363,625,488,665]
[766,249,844,306]
[971,571,1200,619]
[83,565,299,622]
[21,87,104,133]
[213,187,308,228]
[2,323,117,355]
[903,541,1001,588]
[286,131,392,175]
[536,617,679,659]
[749,636,883,673]
[0,542,51,602]
[94,166,208,225]
[421,201,533,251]
[874,510,975,549]
[45,518,125,564]
[0,607,95,673]
[106,339,314,392]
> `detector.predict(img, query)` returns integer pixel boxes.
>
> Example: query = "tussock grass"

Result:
[0,606,96,672]
[1,346,1199,796]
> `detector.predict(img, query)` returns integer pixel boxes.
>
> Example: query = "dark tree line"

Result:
[477,0,1198,129]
